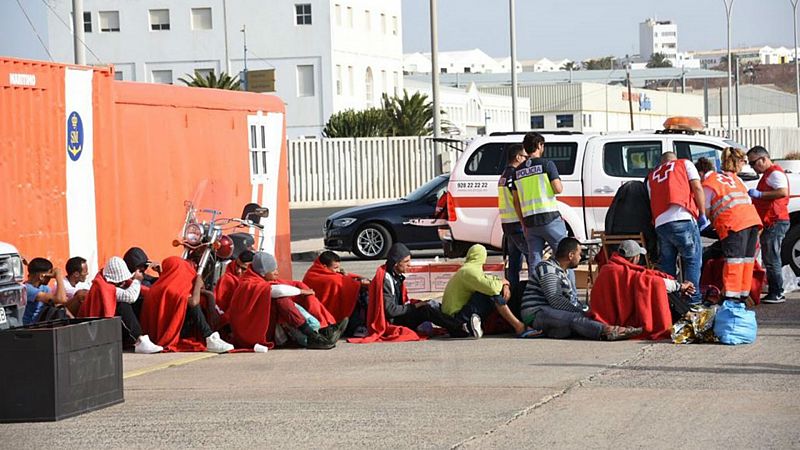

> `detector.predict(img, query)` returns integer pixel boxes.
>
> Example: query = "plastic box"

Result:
[0,318,124,422]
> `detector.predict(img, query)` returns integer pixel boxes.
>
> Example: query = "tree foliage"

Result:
[179,71,241,90]
[561,61,579,71]
[582,56,615,70]
[646,52,673,68]
[322,108,390,138]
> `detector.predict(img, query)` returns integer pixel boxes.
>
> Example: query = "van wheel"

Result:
[353,223,392,260]
[443,240,471,259]
[780,224,800,275]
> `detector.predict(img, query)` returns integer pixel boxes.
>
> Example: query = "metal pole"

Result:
[703,64,709,127]
[242,25,248,91]
[430,0,441,138]
[735,56,740,128]
[793,0,800,127]
[72,0,86,64]
[223,0,231,74]
[509,0,519,131]
[724,0,734,137]
[627,63,634,131]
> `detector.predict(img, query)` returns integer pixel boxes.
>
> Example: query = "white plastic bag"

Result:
[782,265,799,293]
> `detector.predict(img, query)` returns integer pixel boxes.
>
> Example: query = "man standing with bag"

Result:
[647,152,707,304]
[747,146,790,304]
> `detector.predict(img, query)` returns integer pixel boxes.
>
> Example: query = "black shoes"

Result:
[601,325,643,341]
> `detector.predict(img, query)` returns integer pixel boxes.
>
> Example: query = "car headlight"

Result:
[332,218,357,228]
[184,223,205,246]
[10,256,23,281]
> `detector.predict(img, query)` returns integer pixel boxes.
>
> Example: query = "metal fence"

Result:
[288,136,464,208]
[707,127,800,158]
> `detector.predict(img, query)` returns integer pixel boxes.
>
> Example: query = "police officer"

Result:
[498,144,529,289]
[511,132,567,278]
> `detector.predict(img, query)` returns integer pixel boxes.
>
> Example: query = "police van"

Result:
[439,120,800,272]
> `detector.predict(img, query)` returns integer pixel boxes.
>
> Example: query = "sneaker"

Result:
[306,331,335,350]
[329,317,349,342]
[352,325,368,338]
[253,343,270,353]
[205,332,234,353]
[601,326,643,341]
[761,294,786,304]
[469,313,483,339]
[134,335,163,354]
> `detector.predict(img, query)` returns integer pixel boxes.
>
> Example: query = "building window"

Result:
[381,69,387,94]
[114,71,123,81]
[380,13,386,34]
[334,4,341,26]
[295,4,312,25]
[296,65,314,97]
[346,6,353,27]
[149,9,170,31]
[191,8,212,30]
[530,115,544,129]
[151,70,173,84]
[365,67,374,103]
[464,67,471,73]
[393,71,399,95]
[83,11,92,32]
[364,10,371,31]
[556,114,574,128]
[335,65,342,95]
[347,65,354,95]
[99,11,120,32]
[392,16,398,36]
[440,67,447,74]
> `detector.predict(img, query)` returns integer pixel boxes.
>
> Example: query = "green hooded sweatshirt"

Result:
[441,244,505,316]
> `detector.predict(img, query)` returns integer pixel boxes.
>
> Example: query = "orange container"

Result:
[0,57,292,279]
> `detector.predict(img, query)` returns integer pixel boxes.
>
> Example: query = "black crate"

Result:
[0,318,124,422]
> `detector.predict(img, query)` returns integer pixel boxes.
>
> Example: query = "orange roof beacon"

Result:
[663,116,704,132]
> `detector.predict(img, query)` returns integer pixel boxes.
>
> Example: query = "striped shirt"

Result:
[520,259,585,323]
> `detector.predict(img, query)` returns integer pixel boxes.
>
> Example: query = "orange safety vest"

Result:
[703,171,762,240]
[647,159,699,223]
[753,164,790,227]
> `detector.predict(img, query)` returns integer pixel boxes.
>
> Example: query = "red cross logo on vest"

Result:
[651,161,675,183]
[715,173,737,189]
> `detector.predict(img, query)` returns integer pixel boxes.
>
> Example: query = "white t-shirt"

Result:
[765,169,788,190]
[653,160,701,228]
[63,278,92,300]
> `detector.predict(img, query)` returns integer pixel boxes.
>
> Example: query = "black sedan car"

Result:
[324,174,449,259]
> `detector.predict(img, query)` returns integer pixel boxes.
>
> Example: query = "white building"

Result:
[0,0,403,138]
[520,58,573,72]
[403,49,512,74]
[689,46,798,67]
[404,79,529,136]
[639,18,678,63]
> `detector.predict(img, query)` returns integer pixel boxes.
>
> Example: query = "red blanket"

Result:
[78,272,117,318]
[588,255,673,340]
[214,263,239,312]
[348,265,423,343]
[140,257,206,352]
[223,268,275,349]
[302,258,362,323]
[700,257,766,305]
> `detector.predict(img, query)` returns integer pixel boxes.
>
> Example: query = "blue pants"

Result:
[656,220,702,303]
[454,291,506,323]
[530,306,604,340]
[761,220,790,297]
[504,231,528,289]
[525,217,568,279]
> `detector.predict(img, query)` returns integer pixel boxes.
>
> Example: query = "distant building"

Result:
[703,84,798,128]
[520,58,573,72]
[689,46,798,68]
[640,18,679,63]
[403,49,520,74]
[0,0,404,138]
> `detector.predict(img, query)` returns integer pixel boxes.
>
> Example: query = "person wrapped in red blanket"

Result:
[589,240,695,340]
[79,256,163,354]
[224,252,348,351]
[302,251,369,336]
[140,256,234,353]
[215,250,254,314]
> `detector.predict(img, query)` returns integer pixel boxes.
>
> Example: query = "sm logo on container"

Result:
[67,111,83,161]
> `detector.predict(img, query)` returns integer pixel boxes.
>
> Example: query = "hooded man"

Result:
[224,252,347,350]
[442,244,539,339]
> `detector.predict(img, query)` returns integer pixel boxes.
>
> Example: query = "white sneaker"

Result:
[469,314,483,339]
[135,335,163,354]
[205,332,234,353]
[253,343,270,353]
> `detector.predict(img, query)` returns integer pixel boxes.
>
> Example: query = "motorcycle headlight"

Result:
[184,223,205,246]
[332,218,357,228]
[10,256,23,281]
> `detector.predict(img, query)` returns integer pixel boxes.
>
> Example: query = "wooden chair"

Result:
[594,230,651,268]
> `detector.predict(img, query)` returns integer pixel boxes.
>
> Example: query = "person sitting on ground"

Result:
[22,257,68,325]
[303,251,370,336]
[588,240,695,340]
[225,252,347,350]
[442,244,540,339]
[140,256,234,353]
[78,256,163,354]
[350,243,468,343]
[123,247,160,287]
[215,250,254,314]
[521,238,643,341]
[62,256,91,316]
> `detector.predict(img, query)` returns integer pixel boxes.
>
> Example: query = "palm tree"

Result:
[382,90,436,136]
[646,53,673,68]
[582,56,614,70]
[561,61,579,71]
[179,71,241,90]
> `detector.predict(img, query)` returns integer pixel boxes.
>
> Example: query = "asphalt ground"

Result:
[4,295,799,448]
[289,207,340,241]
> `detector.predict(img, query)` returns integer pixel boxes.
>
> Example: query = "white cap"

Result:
[103,256,133,283]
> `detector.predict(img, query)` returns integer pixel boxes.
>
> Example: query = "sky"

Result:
[401,0,794,61]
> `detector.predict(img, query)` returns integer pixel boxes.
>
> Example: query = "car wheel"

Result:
[443,240,471,259]
[353,223,392,260]
[780,224,800,275]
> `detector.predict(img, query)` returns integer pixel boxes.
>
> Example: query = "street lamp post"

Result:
[792,0,800,127]
[430,0,441,138]
[509,0,518,131]
[241,25,248,91]
[723,0,734,137]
